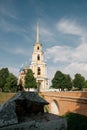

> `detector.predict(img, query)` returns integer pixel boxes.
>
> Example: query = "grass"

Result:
[64,112,87,130]
[0,92,15,104]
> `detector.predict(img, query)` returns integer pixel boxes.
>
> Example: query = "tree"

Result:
[63,74,72,91]
[0,68,9,91]
[5,73,17,92]
[85,80,87,89]
[51,70,72,91]
[25,69,37,91]
[73,73,86,90]
[51,70,65,90]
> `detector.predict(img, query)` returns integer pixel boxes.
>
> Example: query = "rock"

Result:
[9,91,49,105]
[0,113,67,130]
[0,92,67,130]
[0,101,18,127]
[0,92,49,127]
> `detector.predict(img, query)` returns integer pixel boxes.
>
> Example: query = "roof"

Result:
[9,91,49,105]
[19,67,24,72]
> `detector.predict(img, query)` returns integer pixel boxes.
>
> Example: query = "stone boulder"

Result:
[0,113,67,130]
[0,92,67,130]
[0,92,49,127]
[0,101,18,127]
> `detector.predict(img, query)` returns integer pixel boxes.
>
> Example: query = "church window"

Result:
[37,67,41,75]
[37,54,40,60]
[37,46,39,50]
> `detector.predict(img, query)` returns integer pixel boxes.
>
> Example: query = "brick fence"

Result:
[40,91,87,116]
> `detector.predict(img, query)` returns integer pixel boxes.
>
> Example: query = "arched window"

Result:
[37,54,40,60]
[37,46,39,50]
[37,67,41,75]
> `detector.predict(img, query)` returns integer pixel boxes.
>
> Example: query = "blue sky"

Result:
[0,0,87,83]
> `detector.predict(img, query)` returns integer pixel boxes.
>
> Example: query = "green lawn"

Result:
[64,112,87,130]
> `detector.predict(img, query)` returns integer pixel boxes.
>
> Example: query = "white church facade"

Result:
[18,24,49,91]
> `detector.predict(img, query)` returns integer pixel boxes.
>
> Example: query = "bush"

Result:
[64,113,87,130]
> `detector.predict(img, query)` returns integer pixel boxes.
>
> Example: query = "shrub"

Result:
[64,112,87,130]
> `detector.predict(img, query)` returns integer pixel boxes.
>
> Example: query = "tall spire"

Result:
[36,23,40,43]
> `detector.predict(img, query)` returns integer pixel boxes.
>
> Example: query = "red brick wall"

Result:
[40,91,87,116]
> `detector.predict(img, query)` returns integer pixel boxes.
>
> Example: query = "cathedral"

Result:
[18,24,49,91]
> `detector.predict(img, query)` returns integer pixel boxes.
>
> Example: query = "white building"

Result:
[18,24,49,91]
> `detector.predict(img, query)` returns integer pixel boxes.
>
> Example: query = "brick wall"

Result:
[40,91,87,116]
[0,92,87,116]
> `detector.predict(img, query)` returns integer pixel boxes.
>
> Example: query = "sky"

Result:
[0,0,87,84]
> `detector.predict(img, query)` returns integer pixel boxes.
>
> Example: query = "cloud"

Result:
[0,1,17,19]
[45,45,73,63]
[47,47,87,80]
[44,18,87,81]
[73,43,87,62]
[12,48,30,56]
[0,65,19,77]
[56,18,87,62]
[8,66,19,77]
[46,41,87,80]
[56,18,86,37]
[0,17,25,33]
[0,7,17,20]
[63,62,87,79]
[40,27,53,37]
[4,46,30,56]
[0,16,32,44]
[44,39,87,64]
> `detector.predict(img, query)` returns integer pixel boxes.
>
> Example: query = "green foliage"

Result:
[85,80,87,88]
[51,70,87,91]
[0,68,9,91]
[5,73,17,92]
[51,70,72,90]
[64,113,87,130]
[64,74,72,90]
[51,70,64,90]
[25,69,37,91]
[73,73,86,90]
[0,68,17,92]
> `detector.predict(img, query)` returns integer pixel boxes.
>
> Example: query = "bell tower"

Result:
[30,24,48,91]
